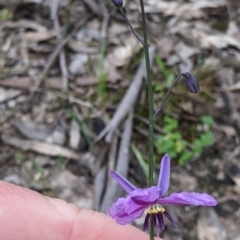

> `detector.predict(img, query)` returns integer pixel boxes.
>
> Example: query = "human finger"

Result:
[0,180,160,240]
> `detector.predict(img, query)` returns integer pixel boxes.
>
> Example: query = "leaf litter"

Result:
[0,0,240,239]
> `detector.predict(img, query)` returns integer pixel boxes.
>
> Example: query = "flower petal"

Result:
[130,186,160,205]
[119,187,160,216]
[108,186,160,225]
[111,0,123,7]
[109,197,145,225]
[182,72,200,94]
[157,154,170,197]
[110,171,136,193]
[158,192,218,206]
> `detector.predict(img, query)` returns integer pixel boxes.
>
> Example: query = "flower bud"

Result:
[111,0,123,7]
[182,72,200,94]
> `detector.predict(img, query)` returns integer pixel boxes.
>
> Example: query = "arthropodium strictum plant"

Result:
[109,155,217,236]
[109,0,217,239]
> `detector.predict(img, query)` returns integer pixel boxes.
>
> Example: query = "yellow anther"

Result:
[156,206,165,213]
[146,204,166,214]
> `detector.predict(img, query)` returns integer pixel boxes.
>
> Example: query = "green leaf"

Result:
[199,132,214,146]
[155,136,176,157]
[176,140,187,153]
[155,55,174,88]
[163,116,178,131]
[131,144,149,180]
[178,151,193,165]
[166,74,175,88]
[0,9,12,21]
[155,56,169,77]
[30,156,38,170]
[157,137,173,153]
[201,115,214,127]
[168,132,181,140]
[193,139,203,154]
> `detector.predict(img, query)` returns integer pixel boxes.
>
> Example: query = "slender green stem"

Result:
[154,73,183,118]
[139,0,154,239]
[119,8,144,45]
[139,0,154,191]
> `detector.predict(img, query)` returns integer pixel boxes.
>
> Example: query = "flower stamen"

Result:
[143,204,177,234]
[146,204,165,214]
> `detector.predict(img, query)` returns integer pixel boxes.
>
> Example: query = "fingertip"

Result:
[70,208,153,240]
[0,180,162,240]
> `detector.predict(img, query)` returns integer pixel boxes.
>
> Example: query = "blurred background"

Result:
[0,0,240,239]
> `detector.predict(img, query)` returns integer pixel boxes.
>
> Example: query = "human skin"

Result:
[0,180,160,240]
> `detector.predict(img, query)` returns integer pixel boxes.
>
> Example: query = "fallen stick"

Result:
[100,111,133,213]
[1,134,81,160]
[95,46,155,143]
[21,14,92,112]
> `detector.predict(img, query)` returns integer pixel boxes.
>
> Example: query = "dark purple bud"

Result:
[182,72,200,94]
[111,0,123,7]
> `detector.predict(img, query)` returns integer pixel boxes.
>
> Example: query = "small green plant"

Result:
[192,116,214,155]
[30,156,45,181]
[57,155,65,170]
[154,56,175,92]
[0,9,12,22]
[131,144,148,179]
[131,144,156,182]
[68,107,95,146]
[155,115,214,165]
[15,152,24,164]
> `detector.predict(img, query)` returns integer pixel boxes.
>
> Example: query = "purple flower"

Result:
[182,72,200,94]
[109,154,217,234]
[111,0,123,7]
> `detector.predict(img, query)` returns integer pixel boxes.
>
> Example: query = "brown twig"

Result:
[53,3,69,93]
[83,0,103,19]
[100,111,133,213]
[95,46,155,143]
[21,14,92,112]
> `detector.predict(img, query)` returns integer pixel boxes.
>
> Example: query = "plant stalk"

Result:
[154,73,183,118]
[119,8,144,45]
[139,0,154,239]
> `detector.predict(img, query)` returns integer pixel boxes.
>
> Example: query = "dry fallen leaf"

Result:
[103,35,142,82]
[68,53,88,75]
[69,120,80,149]
[76,76,98,86]
[67,40,98,54]
[2,19,47,31]
[0,77,33,89]
[12,118,66,145]
[145,0,226,19]
[1,134,80,160]
[197,208,227,240]
[220,81,240,91]
[107,36,142,68]
[23,30,61,43]
[218,125,237,139]
[0,87,21,102]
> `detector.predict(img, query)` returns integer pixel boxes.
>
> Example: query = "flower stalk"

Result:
[119,8,144,45]
[138,0,154,238]
[154,72,200,118]
[109,0,207,239]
